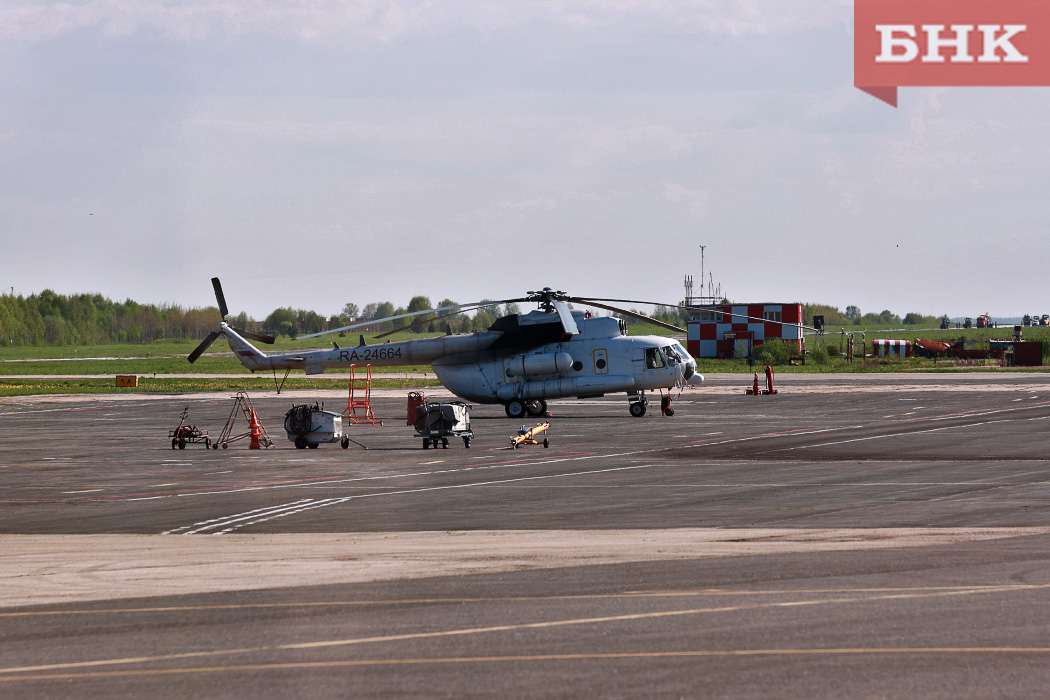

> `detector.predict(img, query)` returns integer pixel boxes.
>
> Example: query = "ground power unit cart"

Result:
[284,403,349,449]
[414,401,474,449]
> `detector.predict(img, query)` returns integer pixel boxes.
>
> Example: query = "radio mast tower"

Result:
[685,245,725,307]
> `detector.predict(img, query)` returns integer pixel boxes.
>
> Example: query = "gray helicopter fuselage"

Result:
[432,314,698,404]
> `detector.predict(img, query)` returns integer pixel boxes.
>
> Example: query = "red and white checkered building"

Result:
[686,304,804,359]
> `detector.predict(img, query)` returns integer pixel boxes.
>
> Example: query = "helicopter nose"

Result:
[682,360,695,381]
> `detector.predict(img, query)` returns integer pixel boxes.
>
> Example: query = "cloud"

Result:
[2,0,853,44]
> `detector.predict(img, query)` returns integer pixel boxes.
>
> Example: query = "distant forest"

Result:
[0,290,944,346]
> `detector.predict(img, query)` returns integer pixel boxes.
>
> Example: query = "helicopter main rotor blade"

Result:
[574,296,820,332]
[232,327,276,344]
[211,277,229,319]
[373,309,472,338]
[297,299,526,340]
[187,331,222,363]
[371,299,530,338]
[568,298,685,333]
[551,299,579,336]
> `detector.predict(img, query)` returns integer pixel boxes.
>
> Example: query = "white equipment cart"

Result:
[284,403,348,449]
[414,401,473,449]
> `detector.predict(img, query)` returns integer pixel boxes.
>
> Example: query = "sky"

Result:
[2,0,1048,321]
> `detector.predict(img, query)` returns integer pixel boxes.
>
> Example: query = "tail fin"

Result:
[222,325,270,371]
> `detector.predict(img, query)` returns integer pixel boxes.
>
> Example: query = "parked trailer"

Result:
[284,403,347,449]
[415,401,473,449]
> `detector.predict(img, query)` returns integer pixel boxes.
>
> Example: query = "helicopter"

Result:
[188,278,704,418]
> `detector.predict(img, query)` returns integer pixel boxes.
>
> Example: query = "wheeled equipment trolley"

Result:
[168,407,211,449]
[414,401,474,449]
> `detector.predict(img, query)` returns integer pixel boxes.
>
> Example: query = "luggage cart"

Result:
[414,401,473,449]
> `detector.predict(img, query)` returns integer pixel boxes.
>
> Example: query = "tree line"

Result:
[0,289,946,347]
[0,290,221,346]
[262,297,526,338]
[803,304,944,328]
[0,290,525,346]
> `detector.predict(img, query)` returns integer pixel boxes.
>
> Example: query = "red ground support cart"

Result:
[168,407,211,449]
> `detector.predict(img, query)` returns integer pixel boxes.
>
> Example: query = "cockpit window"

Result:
[645,347,665,369]
[662,345,680,364]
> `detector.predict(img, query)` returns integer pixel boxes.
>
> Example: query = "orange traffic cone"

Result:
[248,409,262,449]
[751,373,760,396]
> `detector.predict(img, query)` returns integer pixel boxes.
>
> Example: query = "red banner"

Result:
[855,0,1050,106]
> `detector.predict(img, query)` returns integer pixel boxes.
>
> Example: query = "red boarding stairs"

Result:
[344,364,378,425]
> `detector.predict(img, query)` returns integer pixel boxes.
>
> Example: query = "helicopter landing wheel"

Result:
[504,400,526,419]
[629,402,647,417]
[524,399,547,417]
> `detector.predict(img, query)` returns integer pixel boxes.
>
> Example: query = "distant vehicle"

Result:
[1042,315,1050,326]
[963,317,973,329]
[976,315,991,329]
[1023,314,1033,327]
[940,316,950,330]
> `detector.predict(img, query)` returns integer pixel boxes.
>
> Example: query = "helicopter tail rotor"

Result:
[188,331,222,364]
[187,278,275,363]
[211,277,229,319]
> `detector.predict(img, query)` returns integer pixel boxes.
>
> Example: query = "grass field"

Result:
[1,323,1047,397]
[0,376,443,398]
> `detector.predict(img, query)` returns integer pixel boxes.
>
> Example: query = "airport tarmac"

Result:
[2,372,1050,698]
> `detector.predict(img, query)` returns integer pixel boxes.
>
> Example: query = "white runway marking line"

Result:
[0,583,1043,679]
[115,426,858,506]
[165,465,654,535]
[163,499,317,535]
[787,419,1012,450]
[167,450,651,500]
[109,405,1050,507]
[784,402,1050,451]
